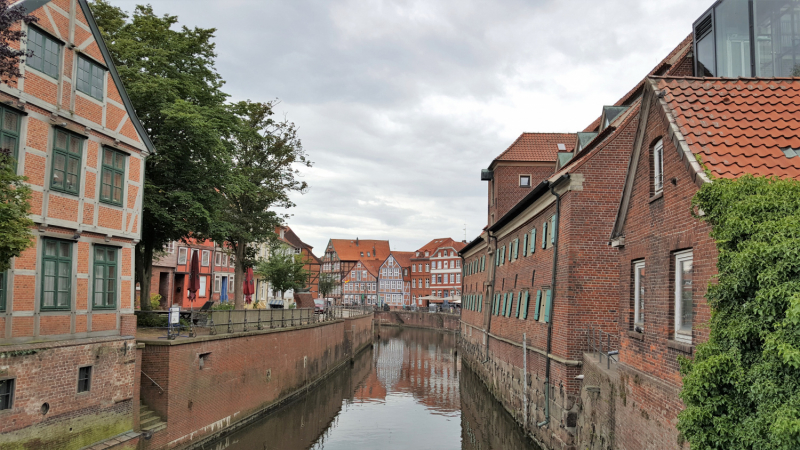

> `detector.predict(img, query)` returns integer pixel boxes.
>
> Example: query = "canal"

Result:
[205,327,540,450]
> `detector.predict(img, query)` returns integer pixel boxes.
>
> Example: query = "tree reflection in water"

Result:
[207,327,539,450]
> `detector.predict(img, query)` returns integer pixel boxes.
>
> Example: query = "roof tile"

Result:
[494,133,577,163]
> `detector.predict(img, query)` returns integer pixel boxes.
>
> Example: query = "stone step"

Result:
[142,422,167,434]
[140,416,162,429]
[140,410,157,421]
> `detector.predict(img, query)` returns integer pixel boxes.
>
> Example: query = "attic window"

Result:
[360,252,364,257]
[367,252,370,257]
[782,147,798,159]
[520,175,531,187]
[557,144,567,151]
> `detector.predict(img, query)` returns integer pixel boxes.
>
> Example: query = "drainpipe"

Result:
[538,177,566,428]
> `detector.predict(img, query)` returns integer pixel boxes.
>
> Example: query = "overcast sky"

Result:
[112,0,711,254]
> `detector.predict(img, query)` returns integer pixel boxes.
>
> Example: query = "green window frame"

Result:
[523,233,528,257]
[544,289,553,323]
[26,27,61,79]
[100,147,126,206]
[41,238,72,310]
[506,292,513,317]
[542,222,548,249]
[0,270,6,312]
[530,228,537,254]
[522,291,530,320]
[534,290,542,321]
[50,129,84,195]
[0,106,21,168]
[92,246,117,309]
[76,55,105,100]
[515,291,521,318]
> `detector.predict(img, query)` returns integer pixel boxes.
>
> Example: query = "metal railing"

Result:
[587,326,620,370]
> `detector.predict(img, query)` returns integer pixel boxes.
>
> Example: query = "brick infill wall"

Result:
[138,314,373,450]
[374,311,460,332]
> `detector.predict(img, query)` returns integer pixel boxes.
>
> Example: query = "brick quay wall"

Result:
[374,311,461,332]
[137,314,374,450]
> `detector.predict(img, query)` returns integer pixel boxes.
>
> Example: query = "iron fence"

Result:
[587,326,620,370]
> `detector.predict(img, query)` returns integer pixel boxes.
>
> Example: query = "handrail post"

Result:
[243,309,248,332]
[227,309,232,334]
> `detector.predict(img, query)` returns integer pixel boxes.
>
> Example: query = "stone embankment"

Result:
[373,311,460,332]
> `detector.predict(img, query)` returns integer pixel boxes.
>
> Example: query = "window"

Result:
[229,255,235,267]
[50,130,84,195]
[0,106,21,167]
[99,148,126,206]
[76,56,104,100]
[41,239,72,310]
[215,252,222,266]
[412,279,416,288]
[633,261,645,328]
[653,139,664,194]
[542,221,548,249]
[437,275,443,284]
[674,251,694,343]
[412,265,415,273]
[425,279,430,288]
[27,27,60,78]
[444,261,449,269]
[93,246,117,309]
[455,260,460,269]
[77,366,92,393]
[214,274,221,293]
[222,254,228,267]
[229,275,234,293]
[201,250,210,266]
[456,274,461,283]
[0,271,5,312]
[425,264,430,272]
[178,247,187,265]
[520,175,531,187]
[0,378,14,410]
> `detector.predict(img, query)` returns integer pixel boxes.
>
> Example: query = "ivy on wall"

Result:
[679,175,800,449]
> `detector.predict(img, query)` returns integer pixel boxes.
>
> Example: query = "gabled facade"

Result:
[0,0,154,447]
[342,259,379,305]
[410,238,465,307]
[378,252,413,309]
[320,238,390,304]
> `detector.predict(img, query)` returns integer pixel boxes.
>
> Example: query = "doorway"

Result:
[221,276,229,302]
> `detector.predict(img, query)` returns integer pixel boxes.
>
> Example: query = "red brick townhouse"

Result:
[410,237,465,307]
[378,252,413,309]
[320,238,390,304]
[0,0,155,448]
[459,34,695,450]
[341,259,380,305]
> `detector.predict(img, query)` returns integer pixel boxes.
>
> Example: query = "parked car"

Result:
[314,299,327,314]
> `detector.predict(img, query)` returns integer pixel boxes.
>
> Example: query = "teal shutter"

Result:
[515,292,521,318]
[534,290,542,320]
[551,215,557,245]
[542,222,548,249]
[500,293,507,316]
[496,250,500,266]
[478,294,482,312]
[531,228,537,254]
[545,289,553,323]
[481,256,485,272]
[522,233,528,257]
[494,294,499,315]
[506,293,513,317]
[522,291,530,320]
[514,239,519,260]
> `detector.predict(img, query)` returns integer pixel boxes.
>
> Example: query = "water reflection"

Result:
[209,327,539,450]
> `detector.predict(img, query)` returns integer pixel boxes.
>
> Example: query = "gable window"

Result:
[77,366,92,393]
[50,130,84,195]
[100,148,126,206]
[0,106,21,168]
[520,175,531,187]
[41,238,72,310]
[76,56,105,100]
[178,247,187,265]
[633,261,645,330]
[27,27,61,79]
[93,246,117,309]
[201,250,210,267]
[674,250,694,343]
[0,378,14,410]
[653,139,664,194]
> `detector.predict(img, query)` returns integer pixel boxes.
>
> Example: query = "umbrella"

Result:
[187,250,200,302]
[243,267,255,305]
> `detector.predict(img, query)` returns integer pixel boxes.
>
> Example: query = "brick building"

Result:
[0,0,154,448]
[410,238,465,307]
[320,238,390,304]
[378,252,413,309]
[341,259,380,305]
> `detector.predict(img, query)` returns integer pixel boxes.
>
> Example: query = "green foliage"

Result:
[149,294,162,310]
[211,302,234,311]
[255,245,308,299]
[318,272,339,299]
[679,175,800,449]
[0,153,33,272]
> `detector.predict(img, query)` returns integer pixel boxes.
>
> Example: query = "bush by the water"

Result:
[679,175,800,449]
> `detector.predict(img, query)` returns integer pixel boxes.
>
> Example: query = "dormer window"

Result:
[360,252,364,257]
[367,252,370,257]
[519,175,531,187]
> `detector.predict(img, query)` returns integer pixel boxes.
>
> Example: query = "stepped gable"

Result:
[493,133,576,163]
[656,77,800,180]
[330,239,391,261]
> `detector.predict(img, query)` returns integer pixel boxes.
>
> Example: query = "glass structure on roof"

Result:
[695,0,800,77]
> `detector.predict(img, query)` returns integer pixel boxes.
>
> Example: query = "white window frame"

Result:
[654,139,664,194]
[633,260,645,328]
[444,261,449,269]
[222,254,228,267]
[201,250,210,267]
[178,247,188,265]
[425,264,430,272]
[214,274,221,293]
[674,250,693,343]
[229,274,235,293]
[230,255,235,267]
[215,252,222,266]
[520,174,531,187]
[411,265,415,273]
[199,276,207,298]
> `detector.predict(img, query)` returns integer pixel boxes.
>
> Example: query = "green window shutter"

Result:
[542,222,548,249]
[478,294,482,312]
[506,293,513,317]
[531,228,537,254]
[41,239,73,310]
[522,291,530,320]
[545,289,553,323]
[551,215,557,245]
[515,292,521,318]
[481,255,485,272]
[496,250,500,266]
[534,290,542,320]
[514,239,519,260]
[522,233,528,257]
[500,293,506,316]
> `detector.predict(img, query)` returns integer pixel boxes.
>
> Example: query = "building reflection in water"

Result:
[208,327,539,450]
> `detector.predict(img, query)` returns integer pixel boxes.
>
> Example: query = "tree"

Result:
[216,100,311,309]
[318,273,338,300]
[0,151,33,271]
[255,245,308,301]
[90,1,232,310]
[678,175,800,449]
[0,0,37,81]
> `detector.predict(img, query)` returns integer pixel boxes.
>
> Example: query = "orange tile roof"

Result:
[330,239,390,262]
[360,259,383,277]
[389,251,416,268]
[493,133,576,163]
[657,77,800,180]
[415,238,466,255]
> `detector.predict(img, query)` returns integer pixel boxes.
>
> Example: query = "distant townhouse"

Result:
[0,0,155,448]
[411,238,465,307]
[320,238,390,304]
[378,252,413,309]
[253,226,321,304]
[341,259,380,305]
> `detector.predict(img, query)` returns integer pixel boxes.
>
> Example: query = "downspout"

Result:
[538,177,566,428]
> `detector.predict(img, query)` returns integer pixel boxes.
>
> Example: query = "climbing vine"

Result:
[678,175,800,449]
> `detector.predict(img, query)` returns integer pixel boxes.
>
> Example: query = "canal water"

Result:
[206,327,540,450]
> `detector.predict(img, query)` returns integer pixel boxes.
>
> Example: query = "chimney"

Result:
[355,237,359,246]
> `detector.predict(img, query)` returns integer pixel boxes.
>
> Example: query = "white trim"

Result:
[633,260,645,327]
[674,250,694,344]
[653,139,664,194]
